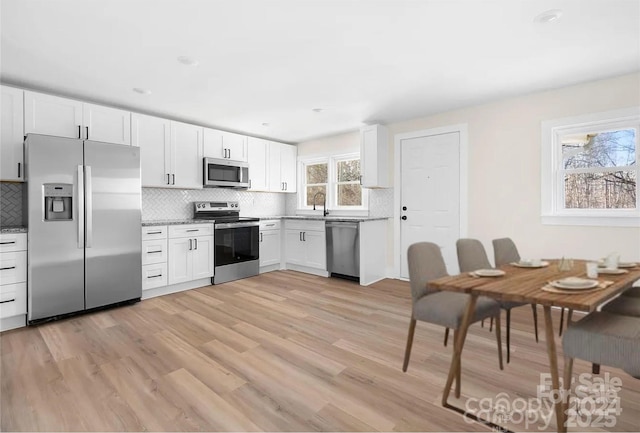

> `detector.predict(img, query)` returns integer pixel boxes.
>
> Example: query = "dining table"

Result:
[428,259,640,433]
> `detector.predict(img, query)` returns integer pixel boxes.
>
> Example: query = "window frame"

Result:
[298,152,368,213]
[541,107,640,227]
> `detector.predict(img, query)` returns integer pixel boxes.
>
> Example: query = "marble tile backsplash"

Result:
[0,183,24,226]
[142,188,286,220]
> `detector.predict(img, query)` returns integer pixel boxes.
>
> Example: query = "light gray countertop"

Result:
[0,226,28,234]
[142,219,216,227]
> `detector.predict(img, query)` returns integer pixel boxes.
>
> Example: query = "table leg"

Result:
[442,293,478,406]
[543,306,566,433]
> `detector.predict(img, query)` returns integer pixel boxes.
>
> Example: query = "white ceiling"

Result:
[1,0,639,143]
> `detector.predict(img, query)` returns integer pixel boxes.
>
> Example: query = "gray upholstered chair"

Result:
[403,242,503,398]
[563,312,640,387]
[622,286,640,297]
[457,238,530,363]
[602,295,640,316]
[492,237,540,343]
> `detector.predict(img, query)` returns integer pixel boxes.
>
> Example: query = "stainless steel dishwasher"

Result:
[326,221,360,281]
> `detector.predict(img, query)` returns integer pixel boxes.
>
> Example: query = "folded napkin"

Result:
[541,280,614,295]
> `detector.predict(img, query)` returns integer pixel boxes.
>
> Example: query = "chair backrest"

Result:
[493,237,520,267]
[407,242,449,302]
[456,238,492,272]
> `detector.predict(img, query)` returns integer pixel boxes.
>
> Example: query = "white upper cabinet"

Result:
[82,103,131,145]
[268,141,297,193]
[132,113,171,187]
[170,121,203,189]
[360,124,389,188]
[247,136,269,191]
[203,128,247,162]
[24,91,83,139]
[24,90,131,145]
[1,86,25,181]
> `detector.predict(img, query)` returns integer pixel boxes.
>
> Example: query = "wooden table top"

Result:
[428,260,640,312]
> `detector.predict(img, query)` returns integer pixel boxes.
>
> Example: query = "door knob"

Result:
[401,216,407,220]
[402,206,407,211]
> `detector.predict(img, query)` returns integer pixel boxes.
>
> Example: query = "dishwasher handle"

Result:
[325,221,359,228]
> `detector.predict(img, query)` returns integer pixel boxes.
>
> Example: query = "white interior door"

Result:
[400,132,461,278]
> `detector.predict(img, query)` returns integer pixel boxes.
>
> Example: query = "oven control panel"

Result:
[194,201,240,211]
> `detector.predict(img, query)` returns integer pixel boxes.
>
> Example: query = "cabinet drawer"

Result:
[0,251,26,285]
[0,233,27,253]
[168,224,214,239]
[0,282,27,318]
[142,239,167,265]
[259,220,281,231]
[141,226,167,241]
[142,263,168,291]
[284,219,325,232]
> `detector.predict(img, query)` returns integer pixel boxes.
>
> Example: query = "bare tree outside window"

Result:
[305,163,327,206]
[561,129,637,209]
[336,159,362,206]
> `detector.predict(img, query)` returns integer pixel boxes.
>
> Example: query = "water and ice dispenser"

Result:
[43,183,73,221]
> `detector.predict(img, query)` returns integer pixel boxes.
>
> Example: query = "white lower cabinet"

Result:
[142,262,168,291]
[0,233,27,331]
[259,220,281,270]
[167,225,214,285]
[141,226,168,291]
[284,220,326,274]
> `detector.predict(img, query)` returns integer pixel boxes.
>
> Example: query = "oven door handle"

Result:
[214,222,260,229]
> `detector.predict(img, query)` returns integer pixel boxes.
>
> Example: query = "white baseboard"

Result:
[0,314,26,332]
[141,278,212,300]
[285,264,329,278]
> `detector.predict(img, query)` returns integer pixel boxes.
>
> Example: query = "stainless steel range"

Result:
[193,201,260,284]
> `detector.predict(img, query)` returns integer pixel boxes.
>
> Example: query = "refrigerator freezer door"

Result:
[26,135,85,321]
[84,141,142,309]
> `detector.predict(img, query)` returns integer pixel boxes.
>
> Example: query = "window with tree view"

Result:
[300,154,367,210]
[561,129,637,209]
[305,163,328,206]
[336,159,362,206]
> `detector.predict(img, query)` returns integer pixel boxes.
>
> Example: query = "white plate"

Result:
[618,262,638,269]
[550,279,599,290]
[511,261,550,268]
[473,269,505,277]
[597,268,628,275]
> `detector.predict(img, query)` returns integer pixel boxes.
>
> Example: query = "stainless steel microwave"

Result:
[203,158,250,188]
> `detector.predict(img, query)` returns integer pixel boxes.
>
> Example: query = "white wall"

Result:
[298,72,640,273]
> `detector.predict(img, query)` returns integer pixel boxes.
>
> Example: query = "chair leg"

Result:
[444,327,450,347]
[506,309,511,364]
[494,313,503,370]
[559,308,565,337]
[592,363,600,375]
[481,319,484,328]
[563,356,574,413]
[402,317,417,372]
[454,329,461,398]
[531,304,539,343]
[489,316,494,332]
[567,309,573,327]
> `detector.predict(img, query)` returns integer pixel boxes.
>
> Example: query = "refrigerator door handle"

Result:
[77,165,85,249]
[85,166,93,248]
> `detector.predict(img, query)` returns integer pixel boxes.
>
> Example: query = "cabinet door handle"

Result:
[186,229,199,232]
[147,250,162,254]
[146,230,162,235]
[299,231,302,241]
[265,223,275,227]
[189,239,193,250]
[260,232,263,242]
[0,299,16,304]
[172,174,175,185]
[78,125,81,139]
[147,274,162,279]
[0,266,16,271]
[303,231,306,241]
[0,241,16,245]
[17,162,21,178]
[194,238,198,250]
[86,126,89,140]
[166,174,171,185]
[249,179,252,189]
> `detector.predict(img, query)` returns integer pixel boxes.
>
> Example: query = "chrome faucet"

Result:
[312,192,329,217]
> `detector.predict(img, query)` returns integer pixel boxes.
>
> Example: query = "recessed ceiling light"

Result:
[533,9,562,24]
[262,122,270,127]
[177,56,200,67]
[132,87,152,95]
[311,108,323,113]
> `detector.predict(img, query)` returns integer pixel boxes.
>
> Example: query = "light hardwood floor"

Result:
[1,271,639,431]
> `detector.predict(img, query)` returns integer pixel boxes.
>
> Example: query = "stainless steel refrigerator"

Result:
[25,134,142,323]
